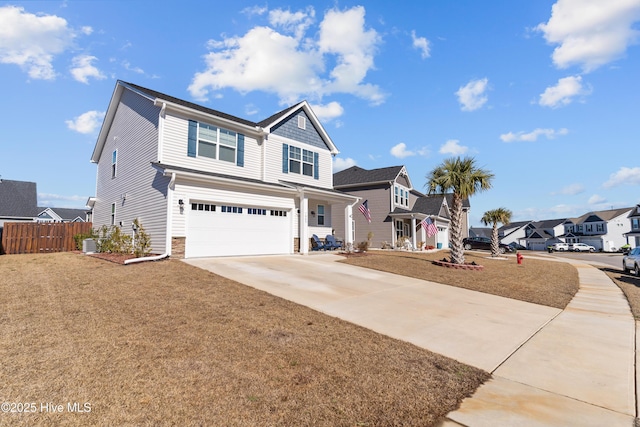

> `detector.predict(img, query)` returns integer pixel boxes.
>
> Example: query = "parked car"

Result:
[571,243,596,252]
[462,236,514,253]
[623,247,640,276]
[549,242,569,252]
[508,242,526,251]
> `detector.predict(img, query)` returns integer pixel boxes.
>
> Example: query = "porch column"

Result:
[300,193,309,254]
[411,216,417,250]
[345,204,354,249]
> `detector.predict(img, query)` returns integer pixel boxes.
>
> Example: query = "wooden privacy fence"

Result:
[1,222,93,255]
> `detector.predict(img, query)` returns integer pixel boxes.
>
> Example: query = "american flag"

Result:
[422,217,438,237]
[359,200,372,223]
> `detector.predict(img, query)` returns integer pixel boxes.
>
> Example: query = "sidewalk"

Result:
[442,259,636,426]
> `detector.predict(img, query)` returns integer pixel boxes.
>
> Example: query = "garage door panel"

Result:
[186,203,290,258]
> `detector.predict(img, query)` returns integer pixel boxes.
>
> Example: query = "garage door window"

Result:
[192,203,216,212]
[221,206,243,213]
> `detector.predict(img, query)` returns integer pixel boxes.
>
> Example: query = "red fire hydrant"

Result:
[517,252,524,265]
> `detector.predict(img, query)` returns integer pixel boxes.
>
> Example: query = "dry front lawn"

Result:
[341,250,579,309]
[602,267,640,319]
[0,253,488,426]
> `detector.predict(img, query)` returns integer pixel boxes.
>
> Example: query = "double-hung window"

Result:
[111,150,117,178]
[285,145,317,178]
[110,203,116,226]
[317,205,325,226]
[188,120,244,166]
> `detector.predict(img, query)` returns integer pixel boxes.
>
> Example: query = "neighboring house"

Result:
[0,179,38,228]
[37,207,88,223]
[331,165,469,250]
[498,220,532,246]
[624,204,640,248]
[562,208,632,251]
[520,218,566,250]
[89,81,358,258]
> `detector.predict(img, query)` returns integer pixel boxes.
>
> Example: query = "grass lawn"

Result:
[601,267,640,319]
[0,252,489,426]
[340,250,579,309]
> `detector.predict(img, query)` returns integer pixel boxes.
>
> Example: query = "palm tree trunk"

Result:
[491,223,499,257]
[449,194,465,264]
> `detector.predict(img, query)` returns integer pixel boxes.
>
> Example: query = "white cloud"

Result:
[70,55,105,84]
[554,183,585,196]
[268,7,315,39]
[603,166,640,188]
[538,75,590,108]
[122,60,144,74]
[333,157,357,172]
[390,142,414,159]
[411,30,430,59]
[188,6,384,106]
[80,26,93,35]
[65,110,105,134]
[588,194,606,204]
[536,0,640,72]
[500,127,569,142]
[455,78,489,111]
[310,101,344,122]
[439,139,468,155]
[0,5,75,80]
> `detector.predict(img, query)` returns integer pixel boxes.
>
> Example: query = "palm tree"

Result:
[481,208,512,257]
[426,156,494,264]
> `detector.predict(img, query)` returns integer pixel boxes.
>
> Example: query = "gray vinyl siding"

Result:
[271,110,328,151]
[332,186,393,248]
[161,112,262,180]
[93,89,169,254]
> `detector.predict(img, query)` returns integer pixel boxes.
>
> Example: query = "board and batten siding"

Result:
[171,178,295,238]
[161,112,262,181]
[93,89,169,255]
[264,134,334,189]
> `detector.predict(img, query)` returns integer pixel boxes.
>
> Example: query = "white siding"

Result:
[161,112,263,180]
[264,134,334,189]
[93,90,169,254]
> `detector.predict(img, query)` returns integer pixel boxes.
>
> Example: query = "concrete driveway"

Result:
[185,253,560,372]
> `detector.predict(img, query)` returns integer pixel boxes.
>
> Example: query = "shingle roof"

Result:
[0,179,38,218]
[570,207,633,224]
[38,207,88,221]
[333,165,404,187]
[124,81,298,129]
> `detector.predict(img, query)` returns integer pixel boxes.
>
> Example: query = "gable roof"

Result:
[92,81,337,162]
[531,218,566,229]
[570,207,633,224]
[333,165,406,188]
[38,207,87,221]
[0,179,38,218]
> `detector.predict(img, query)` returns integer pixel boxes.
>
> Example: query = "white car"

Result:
[623,247,640,276]
[571,243,596,252]
[551,242,569,251]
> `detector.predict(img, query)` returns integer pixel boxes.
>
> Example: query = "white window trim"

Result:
[110,203,116,226]
[298,115,306,130]
[111,150,117,179]
[197,122,237,163]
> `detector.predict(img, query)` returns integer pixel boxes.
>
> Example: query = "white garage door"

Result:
[186,201,291,258]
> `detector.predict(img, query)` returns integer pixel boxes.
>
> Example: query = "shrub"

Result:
[132,218,151,257]
[357,241,369,252]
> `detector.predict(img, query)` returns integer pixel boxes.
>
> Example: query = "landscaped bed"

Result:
[602,267,640,319]
[340,250,580,309]
[0,252,489,426]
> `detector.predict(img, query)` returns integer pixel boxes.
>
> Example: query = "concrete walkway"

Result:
[185,254,637,426]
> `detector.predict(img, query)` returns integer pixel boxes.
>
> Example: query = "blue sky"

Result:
[1,0,639,226]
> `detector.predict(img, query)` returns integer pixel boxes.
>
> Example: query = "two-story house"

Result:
[624,204,640,248]
[563,207,632,251]
[519,219,566,250]
[331,165,469,250]
[89,81,358,258]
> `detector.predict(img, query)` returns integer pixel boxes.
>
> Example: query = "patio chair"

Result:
[324,235,342,250]
[311,234,327,251]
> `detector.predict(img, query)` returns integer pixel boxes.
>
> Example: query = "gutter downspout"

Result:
[124,172,175,265]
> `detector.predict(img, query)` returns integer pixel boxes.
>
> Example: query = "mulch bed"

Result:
[87,252,140,264]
